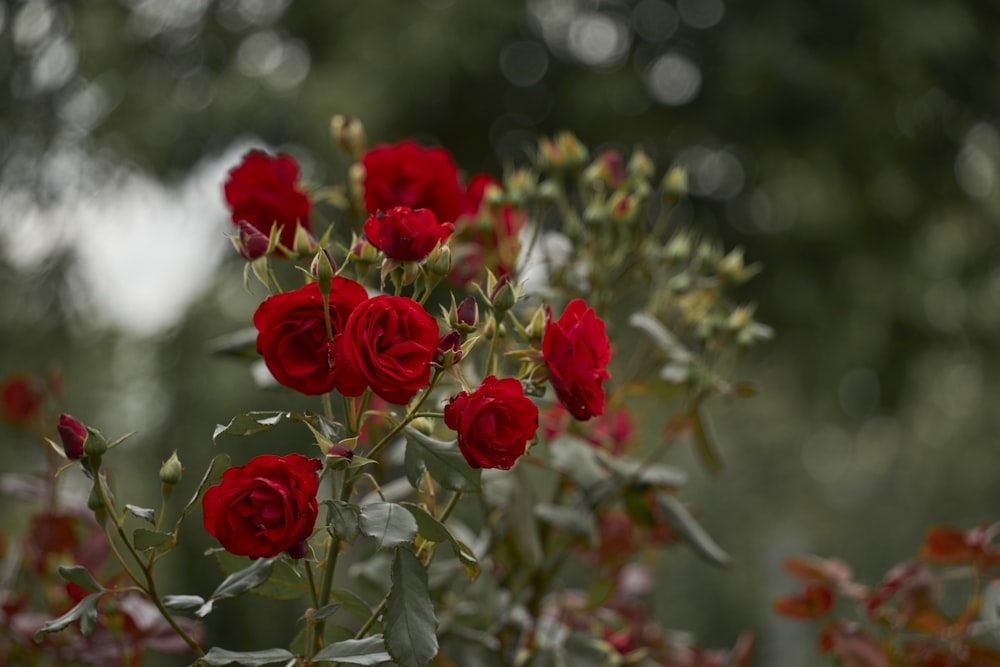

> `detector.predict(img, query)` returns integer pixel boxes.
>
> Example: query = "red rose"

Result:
[341,296,439,405]
[449,174,527,286]
[253,278,369,396]
[1,373,45,427]
[361,140,463,224]
[202,453,322,559]
[223,150,312,253]
[542,299,611,420]
[363,206,454,261]
[444,376,538,470]
[58,414,87,460]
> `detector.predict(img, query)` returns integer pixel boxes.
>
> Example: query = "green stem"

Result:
[485,315,500,377]
[365,371,443,462]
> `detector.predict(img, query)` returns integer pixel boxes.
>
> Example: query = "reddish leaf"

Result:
[774,583,834,619]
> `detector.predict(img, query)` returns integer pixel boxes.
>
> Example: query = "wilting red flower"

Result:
[542,299,612,420]
[444,376,538,470]
[363,206,454,261]
[253,278,369,396]
[1,373,45,427]
[57,414,87,460]
[202,453,322,559]
[341,296,439,405]
[223,150,312,253]
[361,140,463,224]
[774,583,834,619]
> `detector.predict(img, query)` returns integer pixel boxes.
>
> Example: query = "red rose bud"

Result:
[628,149,654,181]
[286,539,310,559]
[327,443,355,462]
[537,137,564,170]
[454,295,479,332]
[363,207,454,262]
[434,330,463,368]
[236,221,270,260]
[293,223,317,257]
[309,248,337,287]
[58,414,87,460]
[555,131,589,168]
[489,274,516,313]
[608,191,639,223]
[444,376,539,470]
[350,237,380,265]
[584,149,626,188]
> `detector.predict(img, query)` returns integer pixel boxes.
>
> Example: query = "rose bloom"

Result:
[448,174,527,286]
[361,140,464,224]
[223,150,312,252]
[0,373,45,426]
[202,453,321,559]
[254,278,368,396]
[363,206,454,261]
[542,299,612,420]
[341,295,439,405]
[540,401,633,456]
[444,376,538,470]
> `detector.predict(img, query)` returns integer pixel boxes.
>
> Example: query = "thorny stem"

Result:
[365,370,444,463]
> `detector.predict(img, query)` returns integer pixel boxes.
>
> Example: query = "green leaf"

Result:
[162,594,205,611]
[331,588,373,622]
[179,453,231,529]
[359,502,418,550]
[195,647,295,666]
[563,632,618,667]
[655,491,731,567]
[404,427,481,492]
[323,499,361,543]
[534,504,597,545]
[57,565,103,592]
[602,456,688,489]
[384,548,438,667]
[548,436,614,506]
[197,557,274,617]
[35,592,102,640]
[212,411,294,443]
[212,551,309,601]
[133,528,172,552]
[310,602,341,622]
[124,504,156,524]
[401,502,480,579]
[313,635,392,664]
[691,407,723,474]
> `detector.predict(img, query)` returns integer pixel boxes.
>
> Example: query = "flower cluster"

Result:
[4,118,769,667]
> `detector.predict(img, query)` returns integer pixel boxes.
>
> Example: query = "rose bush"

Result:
[444,375,539,469]
[202,453,322,560]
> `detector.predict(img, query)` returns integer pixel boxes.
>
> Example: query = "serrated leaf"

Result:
[323,499,360,543]
[134,528,172,552]
[655,491,731,567]
[401,502,480,580]
[212,551,309,601]
[58,565,103,592]
[404,427,481,492]
[359,503,418,550]
[313,635,392,664]
[162,594,205,611]
[125,504,156,524]
[384,548,438,667]
[197,557,274,617]
[212,411,294,443]
[195,647,295,666]
[179,453,231,528]
[34,592,102,641]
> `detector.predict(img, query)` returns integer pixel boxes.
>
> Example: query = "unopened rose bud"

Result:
[58,413,87,460]
[327,443,355,462]
[537,180,560,204]
[87,484,103,511]
[628,149,655,181]
[351,237,380,265]
[294,223,317,258]
[453,296,479,333]
[489,275,516,314]
[235,221,270,260]
[555,131,589,169]
[505,168,537,205]
[584,149,626,188]
[526,307,546,340]
[310,248,337,286]
[426,244,451,277]
[608,192,639,223]
[83,426,108,459]
[349,163,366,206]
[159,451,183,486]
[330,115,366,158]
[409,417,434,435]
[286,539,309,559]
[537,137,563,171]
[433,330,463,368]
[663,165,688,198]
[664,233,692,262]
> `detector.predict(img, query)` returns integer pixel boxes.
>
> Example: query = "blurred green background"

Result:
[2,0,1000,664]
